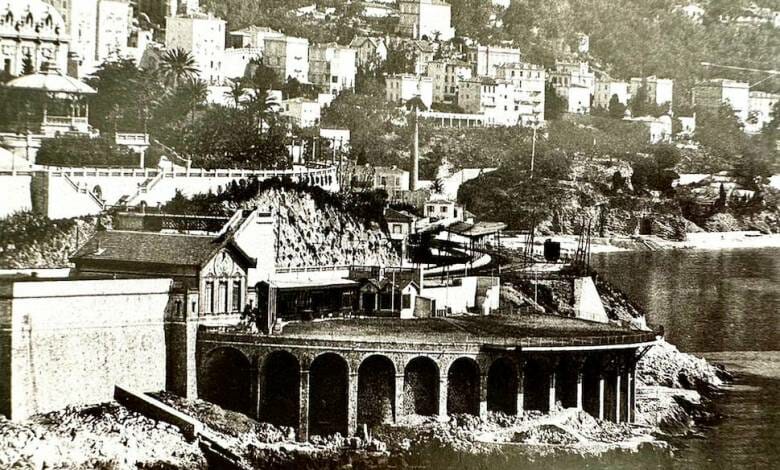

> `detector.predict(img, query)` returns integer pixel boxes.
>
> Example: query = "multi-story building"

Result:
[373,166,410,193]
[397,0,454,41]
[386,74,434,109]
[629,76,674,109]
[594,79,629,110]
[264,35,309,83]
[348,36,388,67]
[549,60,595,94]
[459,75,545,126]
[692,79,750,125]
[746,91,779,134]
[165,12,226,84]
[471,45,522,77]
[308,43,356,95]
[0,0,70,76]
[426,59,472,104]
[47,0,131,77]
[495,62,546,122]
[228,26,283,51]
[95,1,131,63]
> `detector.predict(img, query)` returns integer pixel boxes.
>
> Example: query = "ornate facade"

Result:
[0,0,69,76]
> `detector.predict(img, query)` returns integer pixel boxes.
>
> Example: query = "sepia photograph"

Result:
[0,0,778,468]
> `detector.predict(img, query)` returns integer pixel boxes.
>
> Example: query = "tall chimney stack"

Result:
[411,107,419,190]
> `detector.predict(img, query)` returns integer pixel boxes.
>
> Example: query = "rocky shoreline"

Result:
[0,340,729,469]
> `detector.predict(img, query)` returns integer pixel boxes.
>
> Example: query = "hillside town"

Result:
[0,1,778,469]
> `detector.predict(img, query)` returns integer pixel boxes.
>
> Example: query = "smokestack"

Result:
[411,107,419,191]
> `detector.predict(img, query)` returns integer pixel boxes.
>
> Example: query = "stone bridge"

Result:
[191,319,655,441]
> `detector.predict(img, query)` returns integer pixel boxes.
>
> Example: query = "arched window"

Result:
[25,13,33,26]
[4,12,13,25]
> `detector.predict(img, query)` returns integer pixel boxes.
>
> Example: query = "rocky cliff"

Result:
[243,188,399,269]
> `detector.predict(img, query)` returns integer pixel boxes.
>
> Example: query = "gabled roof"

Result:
[445,221,507,237]
[385,208,416,223]
[71,230,256,269]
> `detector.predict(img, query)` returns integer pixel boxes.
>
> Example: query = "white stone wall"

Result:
[1,278,171,420]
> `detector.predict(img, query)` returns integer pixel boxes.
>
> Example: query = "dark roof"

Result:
[446,221,507,237]
[71,230,256,268]
[385,208,415,223]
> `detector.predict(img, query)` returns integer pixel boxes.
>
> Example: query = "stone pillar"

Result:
[598,374,605,420]
[394,373,405,423]
[576,370,584,410]
[347,372,358,437]
[516,359,525,414]
[255,358,265,420]
[615,371,622,423]
[479,374,488,417]
[626,366,635,423]
[298,369,310,441]
[548,370,557,412]
[630,366,637,423]
[438,375,448,420]
[164,295,199,399]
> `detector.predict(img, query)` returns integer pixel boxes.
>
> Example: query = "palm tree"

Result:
[224,80,245,108]
[244,88,278,133]
[177,77,208,126]
[159,48,199,89]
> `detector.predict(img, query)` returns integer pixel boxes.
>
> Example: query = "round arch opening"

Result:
[199,347,252,416]
[447,357,480,415]
[260,350,300,427]
[357,355,396,428]
[309,353,349,437]
[403,356,439,416]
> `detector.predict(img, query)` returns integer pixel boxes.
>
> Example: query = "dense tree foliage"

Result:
[36,136,151,168]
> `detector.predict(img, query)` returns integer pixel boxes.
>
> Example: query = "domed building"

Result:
[0,0,69,77]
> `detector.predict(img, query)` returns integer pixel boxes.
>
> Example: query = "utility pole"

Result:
[411,105,420,190]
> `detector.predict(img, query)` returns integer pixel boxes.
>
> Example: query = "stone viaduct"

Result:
[192,326,656,441]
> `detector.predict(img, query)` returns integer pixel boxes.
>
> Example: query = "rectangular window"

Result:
[232,280,242,312]
[402,294,411,309]
[219,281,228,313]
[205,281,214,313]
[441,206,448,213]
[393,224,402,234]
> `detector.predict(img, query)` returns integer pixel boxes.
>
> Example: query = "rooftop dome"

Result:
[5,63,96,94]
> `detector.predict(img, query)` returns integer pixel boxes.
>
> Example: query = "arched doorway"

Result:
[309,353,349,437]
[487,357,518,414]
[199,347,252,415]
[404,357,439,416]
[447,357,480,415]
[260,351,299,427]
[522,357,550,412]
[357,355,395,427]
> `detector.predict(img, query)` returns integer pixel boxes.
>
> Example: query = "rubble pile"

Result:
[0,403,205,469]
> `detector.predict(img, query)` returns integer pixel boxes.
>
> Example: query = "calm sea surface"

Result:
[592,248,780,469]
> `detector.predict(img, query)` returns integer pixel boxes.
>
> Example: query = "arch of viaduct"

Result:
[196,331,652,441]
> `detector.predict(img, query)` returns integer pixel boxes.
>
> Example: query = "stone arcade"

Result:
[187,317,655,441]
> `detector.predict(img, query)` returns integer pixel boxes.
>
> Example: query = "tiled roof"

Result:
[385,208,416,223]
[71,230,255,268]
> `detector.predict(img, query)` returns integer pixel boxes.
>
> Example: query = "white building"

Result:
[746,91,779,134]
[459,76,543,126]
[594,79,629,110]
[165,12,226,84]
[282,97,320,128]
[397,0,454,41]
[675,3,706,24]
[220,48,261,80]
[495,62,546,123]
[46,0,131,77]
[624,115,673,144]
[264,35,309,83]
[0,0,69,76]
[629,76,674,109]
[426,59,472,104]
[692,79,750,125]
[309,43,357,95]
[472,45,522,77]
[386,74,434,109]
